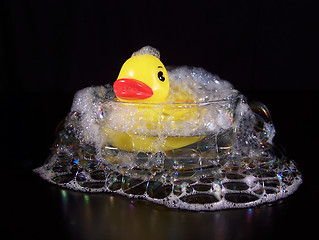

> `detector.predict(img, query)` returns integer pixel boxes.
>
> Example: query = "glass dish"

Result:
[35,87,302,211]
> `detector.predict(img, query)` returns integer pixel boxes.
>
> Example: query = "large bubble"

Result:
[35,65,302,211]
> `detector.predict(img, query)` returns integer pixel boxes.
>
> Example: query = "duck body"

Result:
[105,132,204,152]
[103,101,206,152]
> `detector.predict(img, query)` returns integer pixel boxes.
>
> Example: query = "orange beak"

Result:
[113,78,153,100]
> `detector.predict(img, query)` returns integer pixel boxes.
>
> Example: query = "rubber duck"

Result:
[105,47,205,152]
[113,51,169,103]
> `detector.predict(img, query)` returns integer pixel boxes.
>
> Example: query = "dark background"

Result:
[1,0,318,239]
[1,0,318,93]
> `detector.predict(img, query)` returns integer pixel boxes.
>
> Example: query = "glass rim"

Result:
[106,90,240,106]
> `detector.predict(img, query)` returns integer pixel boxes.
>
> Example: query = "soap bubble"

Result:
[131,46,160,59]
[35,65,302,211]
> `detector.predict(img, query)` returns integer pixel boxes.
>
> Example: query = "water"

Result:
[35,64,302,211]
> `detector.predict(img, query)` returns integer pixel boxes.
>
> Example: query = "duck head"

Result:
[113,48,169,103]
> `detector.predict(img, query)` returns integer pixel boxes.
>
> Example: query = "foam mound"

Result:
[35,66,302,211]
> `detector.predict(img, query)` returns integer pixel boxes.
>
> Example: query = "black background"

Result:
[1,0,318,92]
[1,0,318,239]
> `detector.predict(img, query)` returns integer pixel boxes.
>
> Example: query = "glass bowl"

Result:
[35,87,302,211]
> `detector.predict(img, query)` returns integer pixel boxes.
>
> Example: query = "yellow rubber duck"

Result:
[114,53,169,103]
[105,47,205,152]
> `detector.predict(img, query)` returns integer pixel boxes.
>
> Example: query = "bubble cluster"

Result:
[35,141,301,211]
[131,46,160,59]
[35,66,302,211]
[168,66,234,103]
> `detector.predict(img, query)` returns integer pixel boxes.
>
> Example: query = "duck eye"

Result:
[158,71,165,82]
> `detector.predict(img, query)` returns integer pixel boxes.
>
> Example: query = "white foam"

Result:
[131,46,160,59]
[168,66,235,102]
[71,86,109,145]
